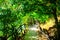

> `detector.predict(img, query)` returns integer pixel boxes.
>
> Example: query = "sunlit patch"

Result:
[58,16,60,22]
[29,27,39,31]
[29,36,38,38]
[40,18,55,30]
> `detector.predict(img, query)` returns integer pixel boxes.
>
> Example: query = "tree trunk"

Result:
[52,4,59,40]
[52,8,58,25]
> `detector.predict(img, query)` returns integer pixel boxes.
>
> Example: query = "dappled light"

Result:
[40,18,55,30]
[0,0,60,40]
[29,27,39,31]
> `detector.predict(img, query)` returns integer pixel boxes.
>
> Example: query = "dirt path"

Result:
[24,16,60,40]
[24,24,39,40]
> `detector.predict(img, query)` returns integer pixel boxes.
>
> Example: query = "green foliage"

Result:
[0,0,59,40]
[57,0,60,15]
[0,31,3,36]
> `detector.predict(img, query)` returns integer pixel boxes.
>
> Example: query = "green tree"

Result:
[0,0,60,40]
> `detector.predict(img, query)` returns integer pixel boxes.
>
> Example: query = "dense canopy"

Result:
[0,0,60,40]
